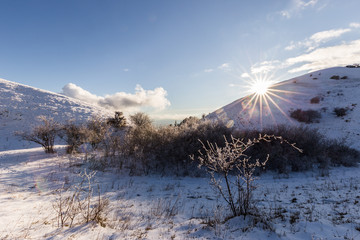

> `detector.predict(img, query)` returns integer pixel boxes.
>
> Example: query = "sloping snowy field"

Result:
[209,67,360,150]
[0,78,112,151]
[0,147,359,239]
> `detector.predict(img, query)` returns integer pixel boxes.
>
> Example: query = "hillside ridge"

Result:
[208,67,360,149]
[0,78,112,151]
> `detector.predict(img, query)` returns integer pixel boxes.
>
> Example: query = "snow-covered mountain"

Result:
[208,67,360,150]
[0,78,113,151]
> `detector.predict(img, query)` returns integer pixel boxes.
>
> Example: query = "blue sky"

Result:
[0,0,359,123]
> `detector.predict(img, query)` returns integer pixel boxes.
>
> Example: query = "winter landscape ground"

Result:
[1,67,360,239]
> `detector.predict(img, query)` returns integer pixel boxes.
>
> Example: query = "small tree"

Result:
[107,111,127,129]
[129,112,152,128]
[20,116,60,153]
[86,116,110,151]
[62,121,88,154]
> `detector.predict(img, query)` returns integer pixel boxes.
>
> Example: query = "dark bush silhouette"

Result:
[290,109,321,123]
[62,122,88,154]
[330,75,340,80]
[86,117,110,151]
[129,112,152,128]
[19,116,60,153]
[310,96,321,104]
[122,114,232,175]
[107,111,126,129]
[233,125,359,173]
[334,107,347,117]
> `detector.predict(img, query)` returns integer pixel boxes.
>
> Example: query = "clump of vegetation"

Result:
[61,121,88,154]
[18,116,60,153]
[19,111,359,176]
[334,107,347,117]
[53,170,109,228]
[234,125,359,173]
[290,109,321,123]
[107,111,127,130]
[346,64,360,68]
[341,76,348,79]
[330,75,340,80]
[86,116,110,151]
[191,135,268,218]
[123,114,232,175]
[310,96,321,104]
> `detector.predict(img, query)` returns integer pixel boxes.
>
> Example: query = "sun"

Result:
[250,79,272,95]
[237,72,302,129]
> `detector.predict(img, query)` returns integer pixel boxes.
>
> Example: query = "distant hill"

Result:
[208,67,360,150]
[0,78,112,151]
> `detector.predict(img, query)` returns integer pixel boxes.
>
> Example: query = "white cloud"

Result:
[218,63,231,72]
[280,10,291,19]
[310,28,351,43]
[285,28,351,51]
[350,22,360,28]
[250,60,281,74]
[204,68,214,73]
[62,83,170,112]
[300,0,318,7]
[123,68,129,72]
[280,0,319,19]
[286,39,360,73]
[285,41,297,51]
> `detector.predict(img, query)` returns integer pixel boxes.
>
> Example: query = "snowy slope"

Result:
[0,78,113,151]
[208,67,360,149]
[0,147,359,239]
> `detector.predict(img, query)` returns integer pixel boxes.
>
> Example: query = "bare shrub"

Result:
[330,75,340,80]
[53,170,109,228]
[290,109,321,123]
[86,116,110,151]
[18,116,60,153]
[130,112,152,127]
[334,107,347,117]
[53,184,81,227]
[191,135,298,218]
[150,195,182,219]
[62,121,88,154]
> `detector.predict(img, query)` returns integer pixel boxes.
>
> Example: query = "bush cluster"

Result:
[310,96,321,104]
[334,107,347,117]
[20,113,359,176]
[233,125,359,173]
[122,115,232,175]
[290,109,321,123]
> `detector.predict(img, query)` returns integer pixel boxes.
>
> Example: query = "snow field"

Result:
[0,147,359,239]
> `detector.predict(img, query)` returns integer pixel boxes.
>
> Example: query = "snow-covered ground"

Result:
[0,147,359,239]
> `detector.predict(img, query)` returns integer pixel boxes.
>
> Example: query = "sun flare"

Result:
[237,72,302,129]
[250,80,272,95]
